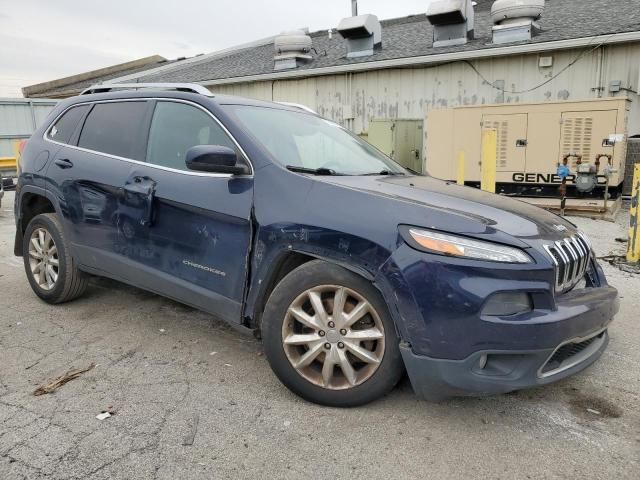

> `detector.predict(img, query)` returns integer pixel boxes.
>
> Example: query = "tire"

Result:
[262,260,404,407]
[23,213,88,304]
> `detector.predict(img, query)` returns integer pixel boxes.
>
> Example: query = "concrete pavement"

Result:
[1,191,638,479]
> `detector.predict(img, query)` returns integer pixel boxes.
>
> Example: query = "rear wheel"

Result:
[23,213,88,304]
[262,260,404,407]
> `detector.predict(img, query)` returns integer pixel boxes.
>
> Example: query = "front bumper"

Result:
[376,244,619,401]
[401,328,610,401]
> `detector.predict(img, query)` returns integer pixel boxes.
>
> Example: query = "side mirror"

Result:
[185,145,248,175]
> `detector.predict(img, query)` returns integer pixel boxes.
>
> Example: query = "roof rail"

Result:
[276,101,317,114]
[80,82,212,96]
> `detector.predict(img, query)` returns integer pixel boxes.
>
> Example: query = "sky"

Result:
[0,0,430,97]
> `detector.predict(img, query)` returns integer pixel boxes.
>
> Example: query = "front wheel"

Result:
[23,213,88,304]
[262,260,404,407]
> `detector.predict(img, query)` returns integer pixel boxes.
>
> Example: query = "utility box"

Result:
[368,119,424,173]
[426,98,630,198]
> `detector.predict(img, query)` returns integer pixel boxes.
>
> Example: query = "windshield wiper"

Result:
[286,165,339,176]
[363,169,406,176]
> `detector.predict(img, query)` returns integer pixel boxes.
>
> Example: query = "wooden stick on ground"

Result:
[33,363,96,396]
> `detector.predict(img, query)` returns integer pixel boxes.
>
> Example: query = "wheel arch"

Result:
[14,187,60,256]
[245,248,376,331]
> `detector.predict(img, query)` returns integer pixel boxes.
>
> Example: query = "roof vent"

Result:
[491,0,545,44]
[337,14,382,58]
[274,30,312,71]
[426,0,475,48]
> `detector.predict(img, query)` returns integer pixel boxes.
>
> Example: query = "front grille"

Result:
[544,233,592,293]
[540,331,607,377]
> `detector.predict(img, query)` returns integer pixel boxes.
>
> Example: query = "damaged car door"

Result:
[118,99,253,323]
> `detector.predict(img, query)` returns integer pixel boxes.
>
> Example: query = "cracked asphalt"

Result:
[0,190,639,480]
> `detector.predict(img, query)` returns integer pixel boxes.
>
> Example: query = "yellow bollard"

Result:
[457,151,465,186]
[481,129,497,193]
[627,164,640,263]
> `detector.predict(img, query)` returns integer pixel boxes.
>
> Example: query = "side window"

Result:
[78,102,148,160]
[146,101,237,171]
[47,105,90,144]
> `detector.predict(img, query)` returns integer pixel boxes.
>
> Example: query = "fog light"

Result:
[478,354,488,369]
[481,292,532,316]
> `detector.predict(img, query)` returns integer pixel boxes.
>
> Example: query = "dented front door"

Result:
[115,99,254,324]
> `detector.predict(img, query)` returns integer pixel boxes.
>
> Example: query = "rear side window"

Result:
[47,105,90,144]
[78,102,148,159]
[146,101,237,171]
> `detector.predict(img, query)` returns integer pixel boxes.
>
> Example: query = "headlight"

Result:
[400,227,532,264]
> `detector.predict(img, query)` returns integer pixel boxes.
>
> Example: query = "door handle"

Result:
[123,178,154,196]
[123,176,156,227]
[54,158,74,169]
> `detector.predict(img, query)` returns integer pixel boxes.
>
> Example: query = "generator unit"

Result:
[426,98,630,198]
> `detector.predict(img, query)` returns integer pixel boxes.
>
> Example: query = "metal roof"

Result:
[119,0,640,85]
[23,56,177,98]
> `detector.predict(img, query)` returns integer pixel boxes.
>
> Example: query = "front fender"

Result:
[245,223,393,324]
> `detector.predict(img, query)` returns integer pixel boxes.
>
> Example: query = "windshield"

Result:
[224,105,406,175]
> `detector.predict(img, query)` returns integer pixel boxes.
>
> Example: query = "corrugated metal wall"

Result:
[0,99,58,157]
[210,43,640,136]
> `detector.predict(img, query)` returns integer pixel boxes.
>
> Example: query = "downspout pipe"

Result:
[352,0,358,16]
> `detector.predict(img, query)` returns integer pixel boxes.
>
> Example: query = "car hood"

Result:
[316,174,576,243]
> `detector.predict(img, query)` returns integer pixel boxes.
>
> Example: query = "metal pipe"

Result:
[627,163,640,263]
[351,0,358,16]
[595,47,604,98]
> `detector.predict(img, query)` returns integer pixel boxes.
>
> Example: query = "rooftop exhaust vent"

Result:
[274,30,312,71]
[491,0,545,44]
[337,14,382,58]
[426,0,475,48]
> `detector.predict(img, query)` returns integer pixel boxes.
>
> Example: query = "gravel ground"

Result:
[0,190,638,480]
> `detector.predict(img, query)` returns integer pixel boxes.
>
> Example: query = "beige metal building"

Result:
[89,1,640,135]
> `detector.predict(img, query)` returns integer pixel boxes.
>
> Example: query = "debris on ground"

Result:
[615,237,628,243]
[96,412,112,420]
[33,363,96,396]
[587,408,601,415]
[182,413,200,446]
[598,255,640,274]
[25,358,41,370]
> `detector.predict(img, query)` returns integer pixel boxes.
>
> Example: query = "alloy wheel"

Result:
[28,227,59,290]
[282,285,385,390]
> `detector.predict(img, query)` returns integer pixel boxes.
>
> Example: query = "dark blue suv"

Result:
[14,84,619,406]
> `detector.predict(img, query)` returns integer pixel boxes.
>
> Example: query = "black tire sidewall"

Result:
[262,260,404,407]
[23,214,71,303]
